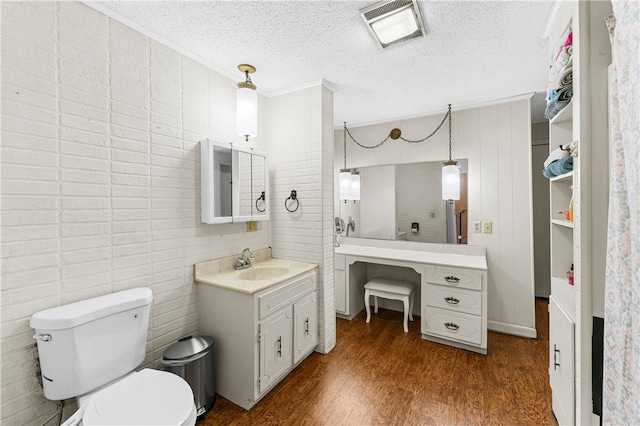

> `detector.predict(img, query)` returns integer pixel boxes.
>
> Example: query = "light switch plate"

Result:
[483,221,492,234]
[473,221,481,233]
[246,221,257,232]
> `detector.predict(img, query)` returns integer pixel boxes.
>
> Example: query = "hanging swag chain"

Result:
[344,104,452,149]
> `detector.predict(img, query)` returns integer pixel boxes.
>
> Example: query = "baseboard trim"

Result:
[488,320,538,338]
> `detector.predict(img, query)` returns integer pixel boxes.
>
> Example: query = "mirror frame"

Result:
[200,138,269,224]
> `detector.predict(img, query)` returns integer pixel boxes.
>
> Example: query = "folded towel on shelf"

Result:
[549,46,573,82]
[543,156,573,178]
[544,146,571,169]
[545,84,573,120]
[549,62,573,93]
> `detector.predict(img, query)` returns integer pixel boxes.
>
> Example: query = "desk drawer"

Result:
[426,266,482,291]
[422,307,482,346]
[259,273,315,320]
[424,283,482,316]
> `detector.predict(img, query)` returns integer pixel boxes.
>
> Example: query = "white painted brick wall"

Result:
[268,84,335,354]
[0,2,270,424]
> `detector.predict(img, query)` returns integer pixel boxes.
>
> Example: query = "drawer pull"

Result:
[553,344,560,370]
[445,276,460,283]
[277,336,282,357]
[444,322,460,331]
[444,296,460,305]
[304,317,310,335]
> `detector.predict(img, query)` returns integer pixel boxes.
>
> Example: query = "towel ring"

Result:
[285,190,299,213]
[255,191,266,213]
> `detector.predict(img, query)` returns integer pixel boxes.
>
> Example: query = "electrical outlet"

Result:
[473,221,481,233]
[483,221,493,234]
[246,221,257,232]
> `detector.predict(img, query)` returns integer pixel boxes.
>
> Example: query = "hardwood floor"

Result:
[200,298,555,425]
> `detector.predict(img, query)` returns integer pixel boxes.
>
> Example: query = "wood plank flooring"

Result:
[201,298,555,425]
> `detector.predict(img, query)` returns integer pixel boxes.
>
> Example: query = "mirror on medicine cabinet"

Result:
[200,139,269,224]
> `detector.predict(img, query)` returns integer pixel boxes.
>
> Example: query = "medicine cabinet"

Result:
[200,138,269,224]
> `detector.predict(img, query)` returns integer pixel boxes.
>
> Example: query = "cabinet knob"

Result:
[445,276,460,283]
[444,297,460,305]
[444,322,460,331]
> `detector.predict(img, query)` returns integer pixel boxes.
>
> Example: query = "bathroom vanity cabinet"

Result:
[197,270,317,410]
[335,238,487,354]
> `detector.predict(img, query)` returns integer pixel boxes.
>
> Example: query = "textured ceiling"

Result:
[91,0,554,127]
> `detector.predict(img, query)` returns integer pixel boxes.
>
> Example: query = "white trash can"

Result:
[163,336,215,419]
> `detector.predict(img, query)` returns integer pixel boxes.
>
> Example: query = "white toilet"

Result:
[30,288,197,426]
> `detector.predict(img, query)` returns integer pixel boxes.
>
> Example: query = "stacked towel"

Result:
[545,31,574,120]
[543,156,573,178]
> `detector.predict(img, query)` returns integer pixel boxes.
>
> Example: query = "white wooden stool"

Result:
[364,278,415,332]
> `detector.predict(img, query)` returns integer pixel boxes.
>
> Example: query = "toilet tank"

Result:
[30,288,153,400]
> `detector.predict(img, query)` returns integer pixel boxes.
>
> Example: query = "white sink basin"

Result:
[237,266,290,281]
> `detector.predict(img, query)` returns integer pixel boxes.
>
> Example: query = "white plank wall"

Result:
[334,98,536,338]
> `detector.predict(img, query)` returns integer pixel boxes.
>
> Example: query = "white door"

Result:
[259,307,292,393]
[294,293,317,364]
[549,296,575,425]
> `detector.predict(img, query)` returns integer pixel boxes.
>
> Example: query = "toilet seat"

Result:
[82,369,197,426]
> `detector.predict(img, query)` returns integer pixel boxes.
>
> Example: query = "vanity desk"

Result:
[334,237,488,354]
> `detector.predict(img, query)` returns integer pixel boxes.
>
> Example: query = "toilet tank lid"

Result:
[30,288,153,331]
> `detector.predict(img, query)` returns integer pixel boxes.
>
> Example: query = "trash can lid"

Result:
[163,335,214,360]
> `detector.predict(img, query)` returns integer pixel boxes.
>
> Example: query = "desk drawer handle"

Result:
[445,276,460,283]
[444,297,460,305]
[444,322,460,331]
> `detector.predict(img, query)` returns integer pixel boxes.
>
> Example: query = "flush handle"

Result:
[33,334,52,342]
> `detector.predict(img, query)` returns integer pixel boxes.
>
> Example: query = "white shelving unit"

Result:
[545,1,611,424]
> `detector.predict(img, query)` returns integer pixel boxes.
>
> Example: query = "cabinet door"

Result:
[549,296,575,426]
[259,307,292,393]
[294,292,317,364]
[334,270,346,314]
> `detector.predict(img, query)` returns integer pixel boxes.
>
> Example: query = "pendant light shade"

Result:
[340,170,352,200]
[236,64,257,142]
[350,172,361,201]
[442,162,460,201]
[441,104,460,201]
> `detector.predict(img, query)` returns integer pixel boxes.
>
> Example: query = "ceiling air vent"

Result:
[360,0,425,49]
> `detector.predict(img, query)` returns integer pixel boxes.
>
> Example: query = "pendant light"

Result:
[236,64,257,142]
[442,104,460,201]
[340,122,360,202]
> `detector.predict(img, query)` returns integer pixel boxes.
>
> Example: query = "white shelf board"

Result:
[552,219,575,229]
[550,171,574,182]
[549,100,574,125]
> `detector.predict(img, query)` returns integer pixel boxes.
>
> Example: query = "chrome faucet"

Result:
[235,248,254,270]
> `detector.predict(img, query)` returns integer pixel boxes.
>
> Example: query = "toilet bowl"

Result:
[30,288,199,426]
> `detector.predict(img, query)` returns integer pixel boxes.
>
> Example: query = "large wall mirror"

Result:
[200,139,269,224]
[339,159,468,244]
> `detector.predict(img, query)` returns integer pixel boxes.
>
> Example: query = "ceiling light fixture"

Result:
[360,0,425,49]
[236,64,257,142]
[441,104,460,202]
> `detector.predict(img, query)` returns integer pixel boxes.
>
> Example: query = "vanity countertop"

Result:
[194,255,318,295]
[335,239,487,270]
